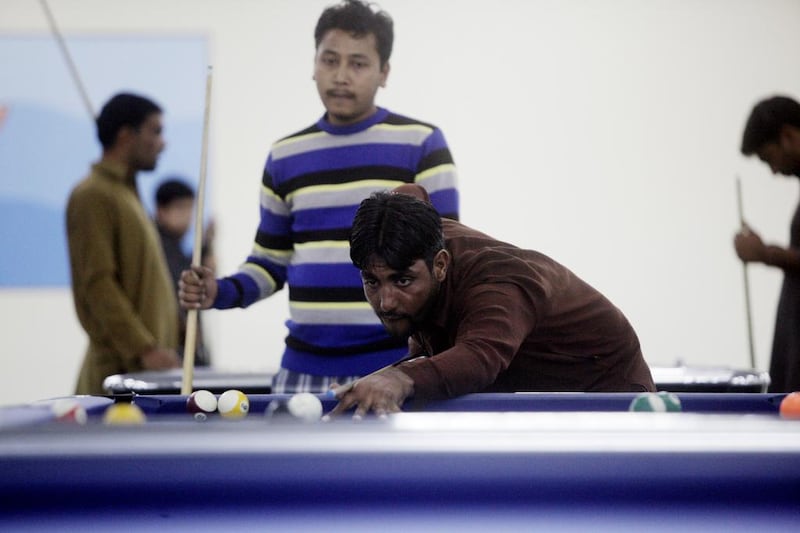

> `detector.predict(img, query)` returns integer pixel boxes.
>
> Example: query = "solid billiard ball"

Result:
[218,389,249,419]
[186,390,218,421]
[779,391,800,419]
[629,391,682,412]
[102,402,147,425]
[50,398,88,425]
[287,392,324,422]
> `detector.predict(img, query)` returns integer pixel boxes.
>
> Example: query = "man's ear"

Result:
[115,125,136,148]
[433,249,450,282]
[379,61,390,88]
[781,124,800,150]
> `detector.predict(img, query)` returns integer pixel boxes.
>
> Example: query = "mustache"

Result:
[326,90,355,98]
[379,313,410,321]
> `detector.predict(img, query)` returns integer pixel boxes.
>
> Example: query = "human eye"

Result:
[320,54,338,67]
[395,277,413,288]
[349,57,369,70]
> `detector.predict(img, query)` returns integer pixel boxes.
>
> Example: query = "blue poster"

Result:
[0,35,207,286]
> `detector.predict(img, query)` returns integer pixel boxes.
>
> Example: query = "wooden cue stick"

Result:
[181,66,213,395]
[39,0,95,121]
[736,176,757,369]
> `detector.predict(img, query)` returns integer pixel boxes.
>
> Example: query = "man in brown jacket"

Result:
[66,93,180,394]
[329,185,655,418]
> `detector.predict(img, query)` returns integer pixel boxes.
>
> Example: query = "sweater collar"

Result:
[316,107,390,135]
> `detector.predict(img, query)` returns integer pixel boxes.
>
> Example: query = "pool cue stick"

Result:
[736,176,757,369]
[181,66,213,395]
[39,0,95,121]
[326,367,384,399]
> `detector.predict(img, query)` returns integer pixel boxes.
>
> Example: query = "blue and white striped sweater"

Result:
[214,107,459,376]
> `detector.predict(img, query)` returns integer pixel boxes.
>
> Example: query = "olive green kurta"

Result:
[66,160,178,394]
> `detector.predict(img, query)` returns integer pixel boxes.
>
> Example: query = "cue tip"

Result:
[326,383,354,399]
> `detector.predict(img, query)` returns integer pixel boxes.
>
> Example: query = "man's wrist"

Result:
[387,366,415,398]
[763,245,781,267]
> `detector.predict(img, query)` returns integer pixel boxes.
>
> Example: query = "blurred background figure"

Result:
[734,95,800,393]
[154,178,215,366]
[66,93,181,394]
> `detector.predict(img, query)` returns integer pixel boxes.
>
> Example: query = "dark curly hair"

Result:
[350,191,444,272]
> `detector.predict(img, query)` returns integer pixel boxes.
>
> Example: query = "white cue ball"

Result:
[287,392,324,422]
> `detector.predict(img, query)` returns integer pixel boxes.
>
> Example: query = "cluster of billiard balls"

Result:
[628,391,800,417]
[49,390,325,425]
[47,390,800,423]
[185,389,324,423]
[186,389,249,421]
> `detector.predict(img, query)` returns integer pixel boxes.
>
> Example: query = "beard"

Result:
[133,154,158,172]
[377,277,442,339]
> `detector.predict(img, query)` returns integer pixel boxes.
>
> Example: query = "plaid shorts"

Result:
[271,368,361,394]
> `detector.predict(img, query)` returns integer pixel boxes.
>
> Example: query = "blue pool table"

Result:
[1,392,798,531]
[101,364,772,394]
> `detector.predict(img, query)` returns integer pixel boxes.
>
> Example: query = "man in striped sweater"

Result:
[179,0,459,392]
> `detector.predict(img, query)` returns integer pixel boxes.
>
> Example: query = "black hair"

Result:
[741,95,800,155]
[315,0,394,67]
[155,178,195,207]
[96,92,162,150]
[350,191,444,272]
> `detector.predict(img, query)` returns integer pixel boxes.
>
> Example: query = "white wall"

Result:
[1,0,799,405]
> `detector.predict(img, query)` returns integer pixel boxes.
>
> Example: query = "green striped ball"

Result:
[628,392,682,412]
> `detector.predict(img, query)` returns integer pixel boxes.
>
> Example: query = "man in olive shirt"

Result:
[329,185,654,418]
[66,93,180,394]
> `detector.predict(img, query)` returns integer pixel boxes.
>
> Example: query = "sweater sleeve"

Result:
[214,154,287,309]
[415,127,459,220]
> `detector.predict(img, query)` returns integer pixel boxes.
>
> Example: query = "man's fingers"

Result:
[181,265,209,285]
[353,401,371,421]
[325,393,387,421]
[325,373,407,421]
[325,393,358,419]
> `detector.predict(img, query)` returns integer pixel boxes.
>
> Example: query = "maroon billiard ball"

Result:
[186,390,218,421]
